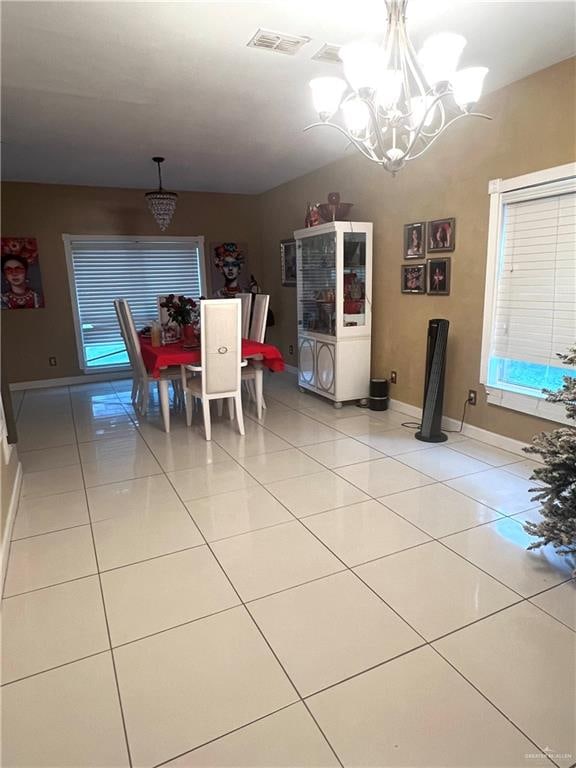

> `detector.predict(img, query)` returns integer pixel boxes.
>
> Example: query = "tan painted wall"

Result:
[256,57,576,443]
[1,183,261,383]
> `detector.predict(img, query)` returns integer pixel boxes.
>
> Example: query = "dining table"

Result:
[139,336,285,432]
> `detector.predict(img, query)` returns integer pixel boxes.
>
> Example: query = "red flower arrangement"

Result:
[159,294,198,327]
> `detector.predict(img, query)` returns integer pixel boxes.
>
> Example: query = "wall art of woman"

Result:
[1,238,45,309]
[213,242,246,298]
[428,218,455,253]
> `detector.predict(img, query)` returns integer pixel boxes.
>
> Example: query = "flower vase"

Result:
[181,323,198,348]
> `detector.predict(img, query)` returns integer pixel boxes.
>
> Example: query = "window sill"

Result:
[486,387,569,425]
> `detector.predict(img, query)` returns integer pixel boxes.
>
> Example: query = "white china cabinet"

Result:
[294,221,373,406]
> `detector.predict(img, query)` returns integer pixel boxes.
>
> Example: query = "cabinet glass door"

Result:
[342,232,367,328]
[298,232,336,336]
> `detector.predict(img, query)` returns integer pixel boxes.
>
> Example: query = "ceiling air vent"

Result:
[312,43,342,64]
[247,28,311,56]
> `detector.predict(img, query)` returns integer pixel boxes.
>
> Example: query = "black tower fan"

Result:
[416,319,449,443]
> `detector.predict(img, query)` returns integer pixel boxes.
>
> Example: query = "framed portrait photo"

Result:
[401,263,426,294]
[427,257,451,295]
[404,221,426,259]
[280,239,297,287]
[428,218,455,253]
[1,237,45,310]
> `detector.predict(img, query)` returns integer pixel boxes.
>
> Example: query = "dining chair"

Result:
[242,293,270,419]
[248,293,269,342]
[113,299,140,407]
[237,293,253,339]
[114,299,181,430]
[181,298,245,441]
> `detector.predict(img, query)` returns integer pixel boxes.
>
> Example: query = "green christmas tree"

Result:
[524,345,576,573]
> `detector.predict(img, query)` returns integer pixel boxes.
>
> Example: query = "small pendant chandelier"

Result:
[145,157,178,231]
[307,0,491,175]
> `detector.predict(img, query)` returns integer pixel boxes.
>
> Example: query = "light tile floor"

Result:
[2,373,575,768]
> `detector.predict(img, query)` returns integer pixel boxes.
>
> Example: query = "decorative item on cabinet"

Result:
[317,192,354,223]
[304,202,323,228]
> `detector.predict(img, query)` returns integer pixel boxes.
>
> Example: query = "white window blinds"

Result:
[66,237,205,369]
[492,188,576,369]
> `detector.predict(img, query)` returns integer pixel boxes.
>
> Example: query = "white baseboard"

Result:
[389,398,530,457]
[10,371,130,391]
[1,461,22,595]
[283,364,298,374]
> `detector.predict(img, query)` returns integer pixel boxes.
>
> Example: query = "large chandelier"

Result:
[307,0,490,175]
[145,157,178,231]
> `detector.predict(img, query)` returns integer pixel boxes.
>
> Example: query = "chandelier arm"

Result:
[341,91,389,160]
[402,91,447,156]
[304,122,387,164]
[406,112,492,161]
[400,10,429,98]
[361,95,389,160]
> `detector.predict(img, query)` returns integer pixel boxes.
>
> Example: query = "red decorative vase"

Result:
[181,323,198,347]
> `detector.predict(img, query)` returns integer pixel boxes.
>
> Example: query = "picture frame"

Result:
[1,237,45,310]
[401,263,426,294]
[280,238,297,287]
[427,218,455,253]
[404,221,426,259]
[427,257,451,295]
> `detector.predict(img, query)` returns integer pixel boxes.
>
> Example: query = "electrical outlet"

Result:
[468,389,477,406]
[48,356,57,367]
[391,370,397,384]
[288,344,294,355]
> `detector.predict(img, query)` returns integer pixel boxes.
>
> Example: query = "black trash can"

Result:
[369,378,389,411]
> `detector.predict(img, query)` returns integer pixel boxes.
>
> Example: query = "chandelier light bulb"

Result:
[418,32,467,86]
[376,69,403,110]
[309,77,347,120]
[342,97,371,136]
[452,66,489,107]
[340,41,386,91]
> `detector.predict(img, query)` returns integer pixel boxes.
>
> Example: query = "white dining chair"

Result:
[248,293,269,342]
[113,299,141,407]
[242,293,270,419]
[237,293,253,339]
[114,299,181,430]
[181,298,245,441]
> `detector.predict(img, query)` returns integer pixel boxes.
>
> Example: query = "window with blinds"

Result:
[65,236,205,370]
[482,172,576,410]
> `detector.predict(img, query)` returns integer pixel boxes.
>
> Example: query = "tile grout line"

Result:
[428,644,560,768]
[1,648,111,689]
[67,384,135,768]
[149,701,307,768]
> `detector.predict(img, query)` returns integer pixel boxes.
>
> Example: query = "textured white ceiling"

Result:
[2,0,575,194]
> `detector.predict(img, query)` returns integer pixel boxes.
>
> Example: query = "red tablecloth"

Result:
[140,337,285,378]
